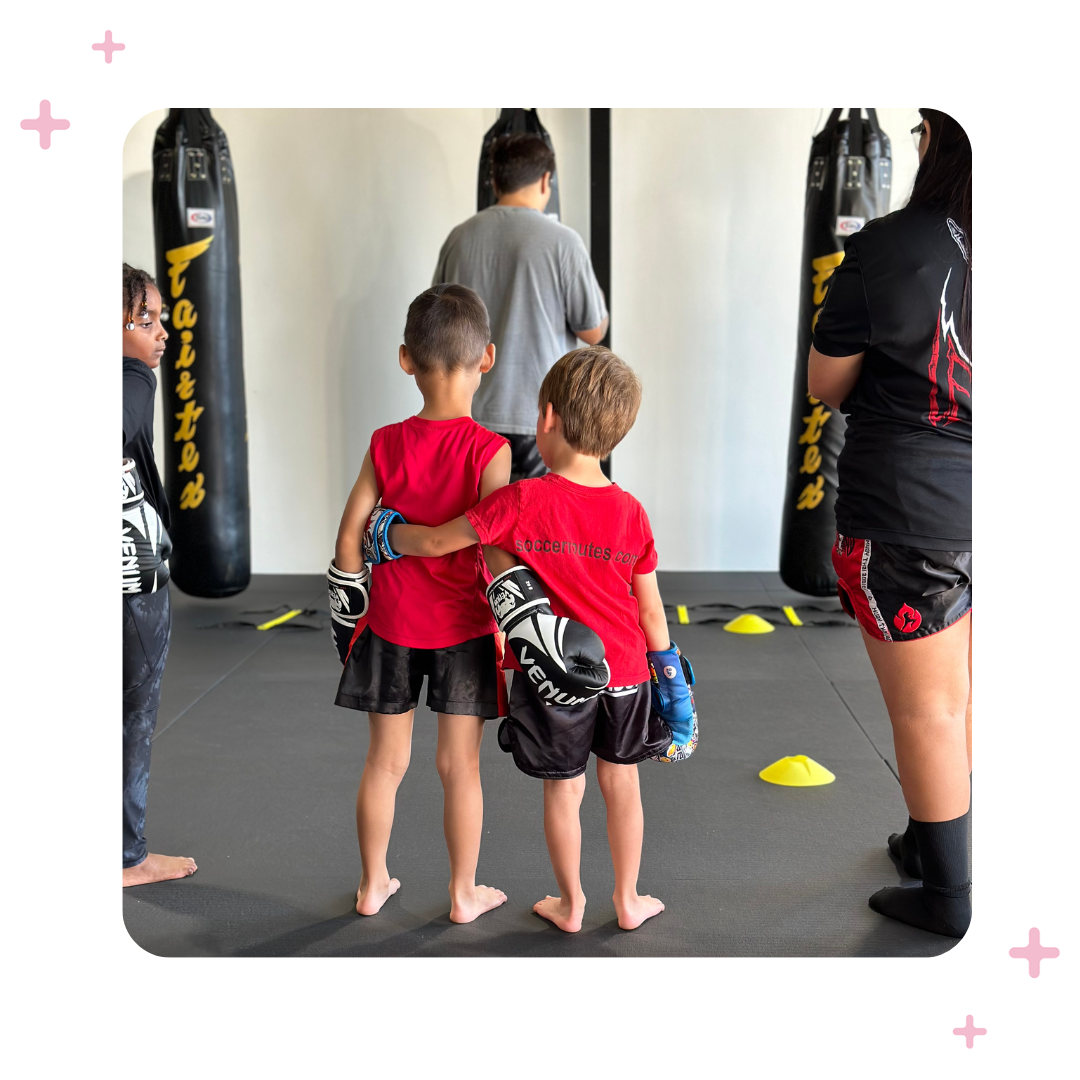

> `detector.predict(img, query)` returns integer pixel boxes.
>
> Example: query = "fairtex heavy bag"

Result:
[477,108,561,220]
[152,108,250,597]
[778,109,891,596]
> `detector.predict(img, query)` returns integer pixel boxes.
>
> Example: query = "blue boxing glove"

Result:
[647,641,698,763]
[363,502,406,564]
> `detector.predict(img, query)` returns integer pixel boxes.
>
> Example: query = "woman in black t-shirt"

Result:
[809,110,972,939]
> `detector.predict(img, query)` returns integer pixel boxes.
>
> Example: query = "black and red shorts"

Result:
[832,533,971,642]
[335,627,502,717]
[499,674,672,780]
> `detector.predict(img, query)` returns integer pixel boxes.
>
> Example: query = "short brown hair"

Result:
[403,284,490,374]
[538,347,642,458]
[490,134,556,196]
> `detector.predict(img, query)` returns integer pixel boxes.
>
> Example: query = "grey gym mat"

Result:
[123,572,955,957]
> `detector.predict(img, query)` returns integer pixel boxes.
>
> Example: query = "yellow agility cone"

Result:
[723,613,774,634]
[759,755,836,787]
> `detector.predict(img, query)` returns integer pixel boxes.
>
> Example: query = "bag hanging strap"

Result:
[847,108,864,157]
[820,108,842,137]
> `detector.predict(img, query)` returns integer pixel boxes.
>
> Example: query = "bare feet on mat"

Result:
[356,876,400,915]
[449,884,508,924]
[533,893,585,933]
[122,853,198,887]
[614,894,665,930]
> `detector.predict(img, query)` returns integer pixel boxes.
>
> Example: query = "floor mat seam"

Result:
[152,629,282,743]
[793,633,901,784]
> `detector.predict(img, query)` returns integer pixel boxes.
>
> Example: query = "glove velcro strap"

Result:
[327,561,370,625]
[486,565,552,632]
[327,562,370,588]
[364,506,405,564]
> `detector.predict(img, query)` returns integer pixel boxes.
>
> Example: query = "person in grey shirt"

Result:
[433,133,609,480]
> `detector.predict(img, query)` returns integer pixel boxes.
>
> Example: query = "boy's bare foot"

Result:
[614,894,665,930]
[449,884,508,924]
[533,893,586,933]
[122,853,197,887]
[356,876,400,915]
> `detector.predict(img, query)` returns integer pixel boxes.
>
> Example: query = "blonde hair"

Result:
[537,347,642,458]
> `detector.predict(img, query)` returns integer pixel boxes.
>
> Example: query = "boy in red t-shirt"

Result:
[386,347,693,932]
[328,284,511,923]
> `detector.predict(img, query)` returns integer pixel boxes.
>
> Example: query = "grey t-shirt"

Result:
[433,205,607,435]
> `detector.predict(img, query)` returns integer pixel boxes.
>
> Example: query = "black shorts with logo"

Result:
[499,673,672,780]
[832,533,972,642]
[335,627,501,717]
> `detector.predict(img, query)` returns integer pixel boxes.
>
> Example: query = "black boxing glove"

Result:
[486,565,610,706]
[327,560,370,664]
[122,458,171,594]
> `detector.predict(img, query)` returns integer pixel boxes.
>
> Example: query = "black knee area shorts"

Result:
[335,627,501,717]
[500,674,672,779]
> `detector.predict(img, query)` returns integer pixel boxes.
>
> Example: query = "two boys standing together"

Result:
[327,284,697,933]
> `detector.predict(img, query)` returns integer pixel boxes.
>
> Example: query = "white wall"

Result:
[123,108,919,573]
[612,108,920,569]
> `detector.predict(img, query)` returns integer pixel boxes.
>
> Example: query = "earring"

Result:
[125,321,135,330]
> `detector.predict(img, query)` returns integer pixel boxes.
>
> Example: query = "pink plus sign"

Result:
[20,101,70,150]
[953,1015,986,1048]
[1010,927,1060,977]
[92,30,125,63]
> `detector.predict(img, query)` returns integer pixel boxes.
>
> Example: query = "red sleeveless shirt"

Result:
[367,416,507,648]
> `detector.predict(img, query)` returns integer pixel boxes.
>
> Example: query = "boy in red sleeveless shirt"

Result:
[330,284,511,923]
[388,347,682,933]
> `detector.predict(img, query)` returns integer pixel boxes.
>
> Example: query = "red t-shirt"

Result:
[466,473,658,685]
[368,416,507,648]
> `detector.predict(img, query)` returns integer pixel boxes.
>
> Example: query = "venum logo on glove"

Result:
[487,566,610,706]
[519,642,591,707]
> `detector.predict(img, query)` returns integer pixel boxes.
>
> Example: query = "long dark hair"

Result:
[909,109,972,355]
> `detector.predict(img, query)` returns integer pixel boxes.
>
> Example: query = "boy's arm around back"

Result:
[335,451,379,573]
[388,442,512,560]
[478,444,515,575]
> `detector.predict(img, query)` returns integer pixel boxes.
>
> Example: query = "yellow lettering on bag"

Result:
[178,441,200,473]
[173,400,205,441]
[172,299,198,330]
[175,371,196,401]
[175,343,195,370]
[165,236,214,299]
[799,445,822,474]
[811,251,845,305]
[796,475,825,510]
[798,404,832,445]
[179,472,206,510]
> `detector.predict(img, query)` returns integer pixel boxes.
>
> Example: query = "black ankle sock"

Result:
[870,809,971,938]
[886,776,971,882]
[887,818,923,879]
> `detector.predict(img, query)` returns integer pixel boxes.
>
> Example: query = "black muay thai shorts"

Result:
[832,533,971,642]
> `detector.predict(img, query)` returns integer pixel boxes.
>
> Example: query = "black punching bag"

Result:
[779,109,891,596]
[477,109,560,219]
[152,108,250,598]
